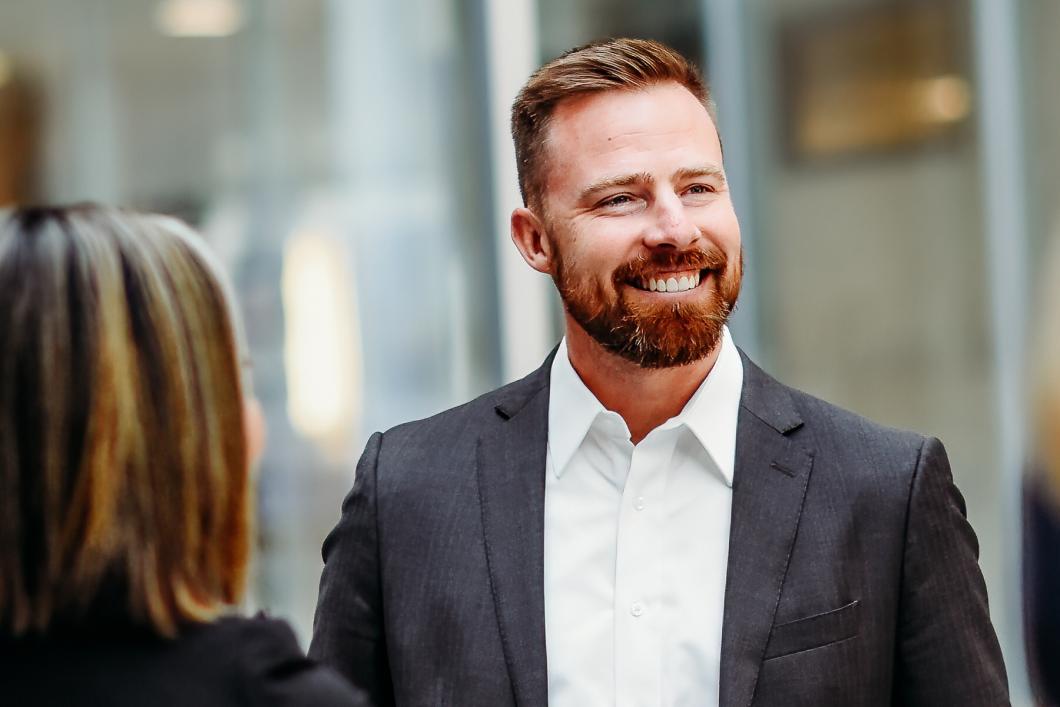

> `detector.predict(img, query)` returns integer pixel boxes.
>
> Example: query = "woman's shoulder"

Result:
[202,613,299,647]
[0,615,357,706]
[207,614,358,706]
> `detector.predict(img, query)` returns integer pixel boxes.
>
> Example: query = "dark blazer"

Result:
[1025,478,1060,704]
[2,615,356,706]
[310,351,1009,706]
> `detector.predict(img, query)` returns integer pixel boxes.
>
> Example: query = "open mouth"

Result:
[628,269,708,293]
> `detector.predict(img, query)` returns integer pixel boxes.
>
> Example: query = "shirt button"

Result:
[634,496,646,511]
[630,601,644,617]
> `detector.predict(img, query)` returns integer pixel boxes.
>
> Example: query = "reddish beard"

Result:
[552,245,742,368]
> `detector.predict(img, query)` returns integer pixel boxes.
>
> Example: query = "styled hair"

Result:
[511,37,714,211]
[0,204,250,637]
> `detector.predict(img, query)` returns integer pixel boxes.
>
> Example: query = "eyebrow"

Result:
[673,165,726,184]
[579,172,655,202]
[578,165,726,203]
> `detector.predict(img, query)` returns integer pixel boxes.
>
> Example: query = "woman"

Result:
[1027,232,1060,705]
[0,205,355,705]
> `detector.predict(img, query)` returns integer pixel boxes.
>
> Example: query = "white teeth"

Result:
[641,272,701,292]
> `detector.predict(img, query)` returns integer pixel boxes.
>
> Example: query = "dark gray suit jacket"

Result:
[309,351,1009,706]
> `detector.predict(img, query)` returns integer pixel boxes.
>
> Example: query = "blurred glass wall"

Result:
[0,0,506,643]
[0,1,1048,698]
[1025,2,1060,259]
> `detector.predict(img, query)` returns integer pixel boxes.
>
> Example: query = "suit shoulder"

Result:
[375,366,550,462]
[788,385,926,449]
[772,380,934,502]
[750,369,932,481]
[381,392,494,444]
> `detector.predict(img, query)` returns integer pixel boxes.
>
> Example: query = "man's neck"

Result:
[563,317,722,444]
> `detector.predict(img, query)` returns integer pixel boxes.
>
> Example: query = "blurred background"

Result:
[0,0,1054,701]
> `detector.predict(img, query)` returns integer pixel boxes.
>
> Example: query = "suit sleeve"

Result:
[309,431,395,707]
[893,436,1010,705]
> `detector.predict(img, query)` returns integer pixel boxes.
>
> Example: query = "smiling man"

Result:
[310,39,1008,706]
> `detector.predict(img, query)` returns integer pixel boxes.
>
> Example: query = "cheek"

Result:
[699,205,741,252]
[561,251,620,287]
[555,231,608,273]
[554,216,650,284]
[582,223,645,264]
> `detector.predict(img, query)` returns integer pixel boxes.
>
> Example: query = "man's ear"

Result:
[511,207,553,274]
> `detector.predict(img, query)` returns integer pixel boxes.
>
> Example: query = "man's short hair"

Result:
[510,37,714,211]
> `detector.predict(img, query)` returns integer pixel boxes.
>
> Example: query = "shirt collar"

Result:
[673,327,743,487]
[547,326,744,486]
[547,337,608,479]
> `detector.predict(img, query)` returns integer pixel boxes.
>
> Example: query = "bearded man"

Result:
[309,39,1008,706]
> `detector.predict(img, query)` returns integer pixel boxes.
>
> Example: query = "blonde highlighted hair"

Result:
[0,204,250,637]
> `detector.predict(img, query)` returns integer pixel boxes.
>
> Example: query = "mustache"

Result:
[612,247,728,283]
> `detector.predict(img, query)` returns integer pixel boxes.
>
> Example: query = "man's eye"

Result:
[685,184,715,195]
[601,194,633,207]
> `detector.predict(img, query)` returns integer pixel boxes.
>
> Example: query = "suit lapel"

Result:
[476,356,554,707]
[719,354,815,707]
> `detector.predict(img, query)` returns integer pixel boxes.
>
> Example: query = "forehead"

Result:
[543,82,722,192]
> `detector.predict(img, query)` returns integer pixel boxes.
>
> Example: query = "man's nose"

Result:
[643,193,699,249]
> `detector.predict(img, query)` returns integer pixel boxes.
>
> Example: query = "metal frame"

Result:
[972,0,1032,700]
[702,0,764,363]
[484,0,557,382]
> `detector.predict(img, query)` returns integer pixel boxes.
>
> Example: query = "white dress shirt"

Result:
[544,327,744,707]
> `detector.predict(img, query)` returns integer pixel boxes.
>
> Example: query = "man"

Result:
[310,39,1009,706]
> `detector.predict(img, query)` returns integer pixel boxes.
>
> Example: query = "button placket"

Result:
[613,440,666,705]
